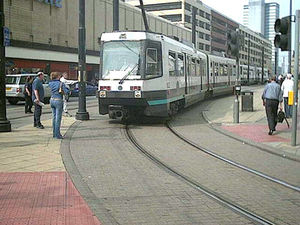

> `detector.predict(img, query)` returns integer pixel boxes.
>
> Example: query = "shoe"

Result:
[34,124,37,127]
[64,112,72,117]
[268,130,273,135]
[36,125,44,129]
[55,136,64,139]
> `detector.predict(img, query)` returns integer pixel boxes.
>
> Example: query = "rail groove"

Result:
[167,122,300,193]
[125,125,275,225]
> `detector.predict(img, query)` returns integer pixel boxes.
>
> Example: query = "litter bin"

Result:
[241,91,253,112]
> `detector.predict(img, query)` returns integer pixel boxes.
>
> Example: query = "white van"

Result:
[5,74,51,105]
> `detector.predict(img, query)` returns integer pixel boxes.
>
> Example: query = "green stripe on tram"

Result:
[147,95,184,106]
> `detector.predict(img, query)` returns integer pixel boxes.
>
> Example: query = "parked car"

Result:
[5,74,51,105]
[70,82,97,97]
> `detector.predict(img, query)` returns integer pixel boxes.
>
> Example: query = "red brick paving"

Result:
[0,172,101,225]
[222,124,290,143]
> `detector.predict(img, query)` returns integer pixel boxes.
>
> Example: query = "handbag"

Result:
[59,82,65,95]
[277,110,285,123]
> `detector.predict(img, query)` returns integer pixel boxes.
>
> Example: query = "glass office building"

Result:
[243,1,279,74]
[265,2,280,72]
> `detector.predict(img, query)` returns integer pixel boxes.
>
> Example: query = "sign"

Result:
[37,0,62,8]
[3,27,10,46]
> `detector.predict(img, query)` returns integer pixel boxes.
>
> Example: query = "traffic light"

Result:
[274,16,291,51]
[227,30,239,57]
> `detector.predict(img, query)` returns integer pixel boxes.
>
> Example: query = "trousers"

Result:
[284,97,292,118]
[265,99,279,131]
[33,103,42,126]
[50,99,63,138]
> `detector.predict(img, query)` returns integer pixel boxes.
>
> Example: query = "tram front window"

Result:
[102,41,142,80]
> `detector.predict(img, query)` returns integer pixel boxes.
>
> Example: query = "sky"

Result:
[200,0,300,70]
[200,0,300,24]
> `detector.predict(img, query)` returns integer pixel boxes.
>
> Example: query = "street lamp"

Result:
[0,1,11,132]
[76,0,89,121]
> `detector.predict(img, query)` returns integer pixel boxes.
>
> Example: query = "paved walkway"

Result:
[203,86,300,159]
[1,86,299,224]
[0,110,101,225]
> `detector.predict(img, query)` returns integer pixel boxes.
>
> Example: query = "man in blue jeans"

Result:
[32,72,45,129]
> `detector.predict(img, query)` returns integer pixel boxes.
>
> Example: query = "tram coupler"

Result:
[108,105,128,120]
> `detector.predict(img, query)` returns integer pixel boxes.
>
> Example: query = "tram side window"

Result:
[215,63,218,76]
[177,53,184,76]
[196,60,201,77]
[146,48,161,78]
[220,64,223,76]
[232,65,236,76]
[169,51,176,76]
[191,58,196,77]
[200,59,206,77]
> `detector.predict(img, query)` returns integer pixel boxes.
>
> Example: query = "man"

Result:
[32,71,45,129]
[262,76,283,135]
[60,72,77,116]
[281,74,294,118]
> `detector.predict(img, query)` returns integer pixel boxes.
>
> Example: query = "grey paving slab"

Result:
[63,118,255,225]
[130,124,300,225]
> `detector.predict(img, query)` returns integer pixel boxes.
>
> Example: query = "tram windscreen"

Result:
[101,41,142,80]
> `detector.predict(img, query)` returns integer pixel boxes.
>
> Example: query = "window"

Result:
[185,15,191,23]
[205,45,210,51]
[160,14,182,22]
[185,2,191,11]
[146,48,160,77]
[205,34,210,41]
[169,52,176,76]
[177,54,184,76]
[191,58,196,77]
[198,43,204,50]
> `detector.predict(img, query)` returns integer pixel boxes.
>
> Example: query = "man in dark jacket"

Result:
[262,76,283,135]
[32,72,45,129]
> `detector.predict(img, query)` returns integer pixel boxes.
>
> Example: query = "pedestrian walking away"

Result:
[262,76,283,135]
[281,73,294,118]
[24,76,33,114]
[49,72,70,139]
[60,72,77,117]
[32,72,45,129]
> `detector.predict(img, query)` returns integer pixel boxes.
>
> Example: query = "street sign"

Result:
[3,27,10,46]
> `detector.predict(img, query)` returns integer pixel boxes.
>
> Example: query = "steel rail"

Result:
[167,122,300,193]
[125,125,275,225]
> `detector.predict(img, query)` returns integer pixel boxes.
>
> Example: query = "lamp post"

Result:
[261,43,264,83]
[247,39,250,84]
[0,1,11,132]
[76,0,89,121]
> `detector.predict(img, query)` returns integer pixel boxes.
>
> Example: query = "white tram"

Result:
[97,31,262,120]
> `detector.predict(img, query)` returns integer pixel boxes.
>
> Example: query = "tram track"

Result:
[125,124,275,225]
[7,103,98,120]
[166,122,300,192]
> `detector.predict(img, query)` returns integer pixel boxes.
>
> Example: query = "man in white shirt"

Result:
[281,73,294,118]
[60,72,77,116]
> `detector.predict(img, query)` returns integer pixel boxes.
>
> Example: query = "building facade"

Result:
[265,2,280,74]
[125,0,212,53]
[210,10,238,56]
[243,1,279,74]
[238,25,272,74]
[4,0,191,79]
[247,0,265,35]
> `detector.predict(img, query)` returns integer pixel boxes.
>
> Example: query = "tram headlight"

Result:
[134,91,141,98]
[99,90,106,98]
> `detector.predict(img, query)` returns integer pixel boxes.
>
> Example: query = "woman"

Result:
[24,76,33,113]
[48,72,69,139]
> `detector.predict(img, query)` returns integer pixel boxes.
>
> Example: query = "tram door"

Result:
[184,55,192,94]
